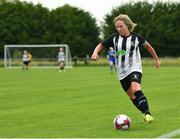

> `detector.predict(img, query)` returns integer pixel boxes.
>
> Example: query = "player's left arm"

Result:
[144,42,160,68]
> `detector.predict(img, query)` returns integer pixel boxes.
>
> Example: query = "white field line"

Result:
[157,129,180,138]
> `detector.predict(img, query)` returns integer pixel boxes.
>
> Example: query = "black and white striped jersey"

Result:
[101,33,147,80]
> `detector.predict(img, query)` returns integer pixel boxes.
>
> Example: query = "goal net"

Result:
[4,44,72,68]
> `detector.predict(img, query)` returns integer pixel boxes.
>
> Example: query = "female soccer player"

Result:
[22,50,30,70]
[58,48,65,72]
[107,47,116,73]
[91,14,160,123]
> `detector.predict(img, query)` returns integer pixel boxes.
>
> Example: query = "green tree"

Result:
[0,1,100,58]
[49,4,100,57]
[0,0,50,57]
[102,1,180,57]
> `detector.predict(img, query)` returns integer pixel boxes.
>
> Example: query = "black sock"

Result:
[132,90,151,115]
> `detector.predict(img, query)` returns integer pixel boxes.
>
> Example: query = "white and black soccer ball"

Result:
[113,114,131,130]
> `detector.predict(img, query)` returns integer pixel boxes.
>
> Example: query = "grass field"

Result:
[0,66,180,138]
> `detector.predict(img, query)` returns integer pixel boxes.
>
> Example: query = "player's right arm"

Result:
[92,33,116,60]
[91,43,104,60]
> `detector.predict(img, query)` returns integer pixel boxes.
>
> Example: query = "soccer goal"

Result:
[4,44,72,68]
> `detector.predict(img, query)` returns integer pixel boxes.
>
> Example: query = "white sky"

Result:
[20,0,179,25]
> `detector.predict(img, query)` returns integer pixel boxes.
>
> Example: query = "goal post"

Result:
[4,44,72,68]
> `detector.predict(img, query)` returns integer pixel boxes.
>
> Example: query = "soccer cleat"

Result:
[143,114,154,123]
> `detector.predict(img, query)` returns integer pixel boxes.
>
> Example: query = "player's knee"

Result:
[127,89,136,100]
[131,82,141,93]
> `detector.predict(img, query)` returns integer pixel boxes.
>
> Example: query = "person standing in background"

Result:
[22,50,30,70]
[58,48,65,72]
[107,47,116,73]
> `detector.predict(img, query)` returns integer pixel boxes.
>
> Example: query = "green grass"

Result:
[0,66,180,138]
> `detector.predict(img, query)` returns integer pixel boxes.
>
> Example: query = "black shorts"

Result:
[23,61,30,65]
[120,71,142,92]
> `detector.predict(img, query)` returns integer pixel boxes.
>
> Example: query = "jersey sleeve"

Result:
[101,34,116,48]
[137,34,146,47]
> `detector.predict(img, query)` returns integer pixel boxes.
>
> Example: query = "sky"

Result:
[20,0,179,25]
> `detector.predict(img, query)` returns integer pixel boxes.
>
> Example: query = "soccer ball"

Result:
[113,114,131,130]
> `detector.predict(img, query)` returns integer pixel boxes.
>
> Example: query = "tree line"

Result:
[0,0,179,58]
[103,1,180,57]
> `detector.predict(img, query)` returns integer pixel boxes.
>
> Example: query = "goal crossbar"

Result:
[4,44,68,48]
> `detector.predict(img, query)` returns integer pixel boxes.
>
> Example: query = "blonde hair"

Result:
[113,14,137,32]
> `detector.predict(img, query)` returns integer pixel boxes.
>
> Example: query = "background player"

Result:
[107,47,116,73]
[22,50,30,70]
[58,48,65,72]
